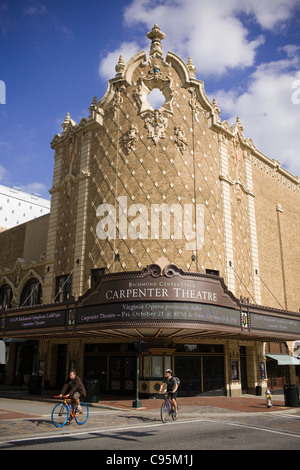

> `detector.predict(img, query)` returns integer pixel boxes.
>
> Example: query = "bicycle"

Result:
[51,396,89,427]
[160,392,178,423]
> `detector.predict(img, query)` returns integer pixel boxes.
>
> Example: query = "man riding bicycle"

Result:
[58,370,86,422]
[159,369,178,414]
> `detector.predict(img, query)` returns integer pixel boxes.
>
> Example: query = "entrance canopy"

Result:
[266,354,300,365]
[1,264,300,342]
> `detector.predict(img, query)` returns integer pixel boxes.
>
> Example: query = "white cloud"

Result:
[213,51,300,176]
[122,0,298,77]
[99,0,299,78]
[0,163,9,184]
[97,0,300,177]
[98,41,141,81]
[20,182,50,199]
[23,2,46,16]
[239,0,300,30]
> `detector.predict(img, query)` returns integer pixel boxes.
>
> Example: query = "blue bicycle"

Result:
[51,396,89,427]
[160,393,178,423]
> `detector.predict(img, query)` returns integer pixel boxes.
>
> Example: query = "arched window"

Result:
[20,278,42,307]
[0,284,12,309]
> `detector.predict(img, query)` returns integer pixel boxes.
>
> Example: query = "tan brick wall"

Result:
[252,159,300,311]
[0,223,26,269]
[1,30,299,315]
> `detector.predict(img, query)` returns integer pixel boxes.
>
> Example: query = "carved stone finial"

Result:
[147,24,166,57]
[236,116,244,133]
[62,113,71,132]
[62,113,70,131]
[212,98,221,120]
[62,112,76,132]
[187,57,196,78]
[115,55,125,76]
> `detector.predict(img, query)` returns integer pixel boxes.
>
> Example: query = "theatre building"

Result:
[1,25,300,398]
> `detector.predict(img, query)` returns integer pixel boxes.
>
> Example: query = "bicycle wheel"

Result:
[160,401,169,423]
[172,403,178,421]
[51,403,69,427]
[75,402,89,425]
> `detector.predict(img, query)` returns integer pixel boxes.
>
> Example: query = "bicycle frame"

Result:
[160,394,177,423]
[51,396,89,427]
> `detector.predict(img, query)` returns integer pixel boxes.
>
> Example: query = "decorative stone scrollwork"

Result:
[110,84,124,119]
[188,87,203,122]
[174,126,189,154]
[147,264,162,278]
[143,109,169,145]
[123,124,138,153]
[132,84,143,109]
[164,264,184,278]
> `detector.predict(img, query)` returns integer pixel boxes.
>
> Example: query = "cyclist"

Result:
[58,370,86,422]
[159,369,178,414]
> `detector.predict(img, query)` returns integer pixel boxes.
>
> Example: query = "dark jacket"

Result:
[61,375,86,397]
[162,376,177,392]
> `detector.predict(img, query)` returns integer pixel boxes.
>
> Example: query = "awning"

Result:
[266,354,300,365]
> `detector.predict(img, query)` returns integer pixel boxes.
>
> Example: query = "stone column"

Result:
[43,146,64,303]
[219,134,235,294]
[244,152,261,304]
[72,130,92,297]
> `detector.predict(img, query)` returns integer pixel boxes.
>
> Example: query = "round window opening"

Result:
[147,88,165,109]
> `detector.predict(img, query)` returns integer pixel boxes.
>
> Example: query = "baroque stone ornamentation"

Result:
[143,109,169,145]
[188,87,203,122]
[174,126,189,154]
[110,85,124,119]
[147,24,166,58]
[123,124,138,153]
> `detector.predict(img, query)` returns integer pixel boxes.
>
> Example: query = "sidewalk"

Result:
[0,384,295,414]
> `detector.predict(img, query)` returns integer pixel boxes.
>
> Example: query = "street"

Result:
[0,397,300,452]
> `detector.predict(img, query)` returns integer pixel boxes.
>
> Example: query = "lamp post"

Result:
[132,341,148,409]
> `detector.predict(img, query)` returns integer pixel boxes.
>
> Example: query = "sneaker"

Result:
[75,405,82,414]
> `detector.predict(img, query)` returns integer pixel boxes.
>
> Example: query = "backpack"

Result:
[173,376,180,386]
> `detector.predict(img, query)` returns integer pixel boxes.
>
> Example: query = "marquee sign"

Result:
[4,311,66,331]
[81,264,237,309]
[77,302,241,328]
[1,264,300,340]
[250,312,300,336]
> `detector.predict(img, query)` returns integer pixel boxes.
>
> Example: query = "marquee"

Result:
[1,265,300,341]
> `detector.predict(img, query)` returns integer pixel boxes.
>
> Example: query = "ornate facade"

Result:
[1,26,300,397]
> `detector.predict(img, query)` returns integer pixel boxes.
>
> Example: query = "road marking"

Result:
[270,413,300,420]
[0,416,300,447]
[0,420,180,445]
[201,418,300,439]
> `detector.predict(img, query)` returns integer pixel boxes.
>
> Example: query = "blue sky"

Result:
[0,0,300,200]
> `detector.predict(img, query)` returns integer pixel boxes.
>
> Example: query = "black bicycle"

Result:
[160,393,178,423]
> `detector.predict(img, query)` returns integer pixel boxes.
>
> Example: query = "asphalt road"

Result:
[0,397,300,452]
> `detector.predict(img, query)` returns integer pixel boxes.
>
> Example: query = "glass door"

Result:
[202,356,225,396]
[174,356,202,396]
[109,355,136,394]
